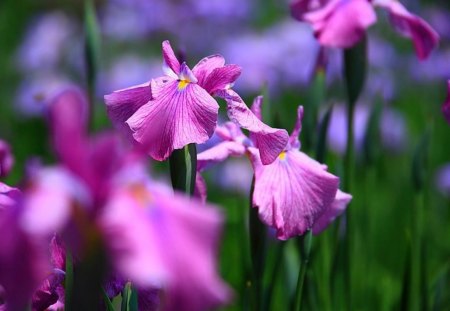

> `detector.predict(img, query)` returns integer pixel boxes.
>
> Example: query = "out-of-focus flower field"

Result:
[1,0,450,310]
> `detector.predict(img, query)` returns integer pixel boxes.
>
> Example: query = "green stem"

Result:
[65,249,73,311]
[249,177,266,311]
[169,144,197,195]
[342,37,367,310]
[84,0,100,130]
[293,230,313,311]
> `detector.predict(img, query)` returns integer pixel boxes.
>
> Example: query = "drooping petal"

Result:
[223,91,289,165]
[442,80,450,124]
[201,65,241,94]
[197,141,246,172]
[304,0,376,48]
[104,82,152,138]
[162,40,181,76]
[126,80,219,161]
[289,106,304,149]
[252,149,339,240]
[312,189,352,234]
[192,55,225,86]
[0,140,14,178]
[374,0,439,60]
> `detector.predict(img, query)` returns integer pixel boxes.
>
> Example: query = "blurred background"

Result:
[1,0,450,310]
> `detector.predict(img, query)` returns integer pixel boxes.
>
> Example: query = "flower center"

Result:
[178,79,190,90]
[278,151,287,160]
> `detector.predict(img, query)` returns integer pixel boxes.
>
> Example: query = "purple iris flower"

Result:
[290,0,439,60]
[197,97,351,239]
[105,40,288,164]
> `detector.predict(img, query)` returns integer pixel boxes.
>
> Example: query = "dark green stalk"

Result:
[65,250,73,311]
[293,230,313,311]
[169,143,197,195]
[342,37,368,310]
[84,0,100,130]
[249,177,267,311]
[262,242,285,311]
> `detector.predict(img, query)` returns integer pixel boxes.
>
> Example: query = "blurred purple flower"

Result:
[105,40,288,163]
[15,73,71,117]
[291,0,439,59]
[423,7,450,40]
[327,104,407,155]
[98,55,162,95]
[0,140,14,178]
[220,21,319,94]
[409,49,450,82]
[435,164,450,197]
[16,12,76,72]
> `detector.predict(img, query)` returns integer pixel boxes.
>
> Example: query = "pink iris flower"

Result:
[20,87,231,310]
[197,97,351,239]
[0,140,14,178]
[105,40,288,164]
[442,80,450,124]
[290,0,439,60]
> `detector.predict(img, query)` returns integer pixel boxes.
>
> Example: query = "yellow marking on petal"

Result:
[129,184,152,206]
[178,80,189,90]
[278,151,287,160]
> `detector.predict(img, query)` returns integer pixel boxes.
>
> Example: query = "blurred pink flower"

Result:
[22,86,231,310]
[105,40,288,163]
[291,0,439,59]
[100,167,231,311]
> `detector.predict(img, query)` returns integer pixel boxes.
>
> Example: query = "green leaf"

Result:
[102,287,116,311]
[412,130,430,192]
[121,282,138,311]
[315,104,333,163]
[65,249,74,311]
[362,99,382,167]
[84,0,101,128]
[169,143,197,195]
